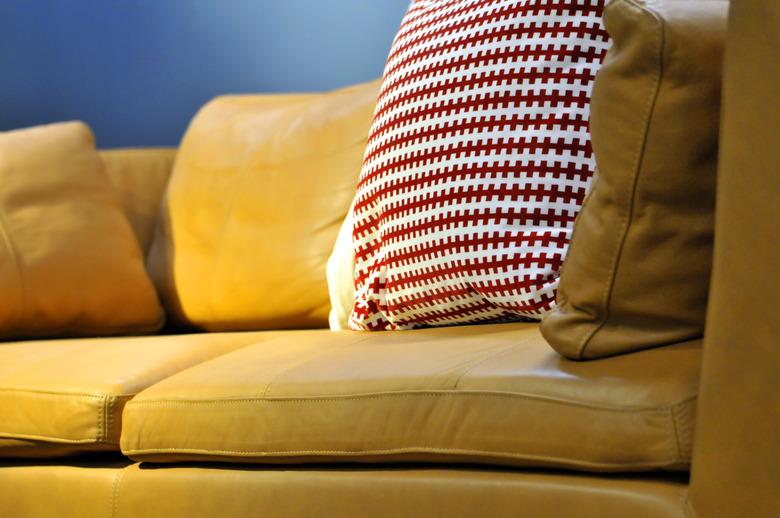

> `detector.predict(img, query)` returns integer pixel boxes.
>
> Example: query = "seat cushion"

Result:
[0,461,688,518]
[0,331,273,458]
[0,458,129,518]
[115,464,689,518]
[121,324,700,472]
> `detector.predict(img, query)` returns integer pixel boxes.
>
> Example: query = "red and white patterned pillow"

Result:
[350,0,610,330]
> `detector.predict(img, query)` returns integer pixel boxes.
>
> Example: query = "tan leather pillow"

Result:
[100,148,177,255]
[541,0,728,359]
[148,80,380,331]
[0,122,164,339]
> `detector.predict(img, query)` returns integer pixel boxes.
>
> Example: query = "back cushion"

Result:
[148,80,379,331]
[0,122,163,339]
[540,0,728,359]
[350,0,611,330]
[101,148,177,255]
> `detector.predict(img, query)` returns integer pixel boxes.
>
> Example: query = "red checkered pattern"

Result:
[351,0,610,330]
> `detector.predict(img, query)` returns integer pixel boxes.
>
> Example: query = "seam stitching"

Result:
[98,395,106,443]
[0,394,134,444]
[452,346,519,389]
[127,391,698,414]
[0,388,136,398]
[260,335,377,396]
[671,398,694,461]
[576,0,666,357]
[110,466,128,518]
[683,491,697,518]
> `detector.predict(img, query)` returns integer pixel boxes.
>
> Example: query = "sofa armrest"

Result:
[99,147,177,255]
[689,1,780,516]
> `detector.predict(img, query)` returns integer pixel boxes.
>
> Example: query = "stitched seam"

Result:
[683,491,697,518]
[0,394,134,444]
[0,388,106,398]
[0,432,98,444]
[452,346,518,388]
[105,396,113,443]
[0,203,27,324]
[0,388,136,398]
[576,0,665,357]
[124,445,683,470]
[671,397,695,461]
[260,335,377,396]
[110,466,128,518]
[106,395,133,444]
[128,391,698,414]
[98,395,105,444]
[670,403,684,462]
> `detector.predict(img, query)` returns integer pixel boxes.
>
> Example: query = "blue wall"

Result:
[0,1,408,147]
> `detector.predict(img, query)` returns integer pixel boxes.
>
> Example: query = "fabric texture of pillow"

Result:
[148,80,379,332]
[540,0,728,359]
[350,0,611,330]
[0,122,164,339]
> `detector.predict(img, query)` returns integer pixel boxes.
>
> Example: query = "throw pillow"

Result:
[350,0,611,330]
[0,122,164,339]
[540,0,728,359]
[147,80,380,331]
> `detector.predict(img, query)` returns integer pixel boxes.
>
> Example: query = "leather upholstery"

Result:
[0,461,688,518]
[0,459,129,518]
[122,323,700,472]
[115,465,689,518]
[689,1,780,516]
[0,122,163,339]
[542,0,728,359]
[100,148,176,255]
[147,80,380,332]
[0,331,272,457]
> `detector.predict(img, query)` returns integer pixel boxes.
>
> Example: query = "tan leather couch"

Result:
[1,1,778,516]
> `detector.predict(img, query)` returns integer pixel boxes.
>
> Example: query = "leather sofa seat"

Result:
[0,460,689,518]
[121,323,700,472]
[0,331,273,458]
[0,459,129,518]
[117,465,689,518]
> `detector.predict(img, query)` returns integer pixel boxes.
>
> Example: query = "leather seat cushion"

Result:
[121,323,700,472]
[0,331,273,458]
[0,459,129,518]
[0,461,689,518]
[116,464,689,518]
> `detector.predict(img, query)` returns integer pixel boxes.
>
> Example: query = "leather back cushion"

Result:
[148,80,379,331]
[100,148,177,256]
[541,0,728,359]
[0,122,163,339]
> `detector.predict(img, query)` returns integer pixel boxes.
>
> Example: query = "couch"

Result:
[1,1,777,516]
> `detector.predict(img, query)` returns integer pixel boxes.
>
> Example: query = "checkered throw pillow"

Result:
[351,0,610,330]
